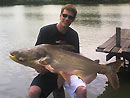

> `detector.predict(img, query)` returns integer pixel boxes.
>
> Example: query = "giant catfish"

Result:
[9,44,123,90]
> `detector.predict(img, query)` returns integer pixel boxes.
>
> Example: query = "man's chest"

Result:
[49,34,70,44]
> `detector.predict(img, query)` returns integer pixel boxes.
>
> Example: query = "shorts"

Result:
[30,72,58,98]
[64,75,86,98]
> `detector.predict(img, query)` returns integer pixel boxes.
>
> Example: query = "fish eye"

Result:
[18,57,25,62]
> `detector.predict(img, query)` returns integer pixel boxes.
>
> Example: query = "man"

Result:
[29,4,87,98]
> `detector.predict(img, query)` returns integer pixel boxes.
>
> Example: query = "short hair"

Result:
[61,4,77,18]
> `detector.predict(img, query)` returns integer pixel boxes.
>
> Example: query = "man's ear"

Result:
[60,13,62,20]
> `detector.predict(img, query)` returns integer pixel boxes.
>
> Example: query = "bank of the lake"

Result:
[0,0,130,6]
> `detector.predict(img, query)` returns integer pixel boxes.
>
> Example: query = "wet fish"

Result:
[9,44,123,90]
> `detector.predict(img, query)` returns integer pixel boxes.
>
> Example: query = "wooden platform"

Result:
[96,27,130,70]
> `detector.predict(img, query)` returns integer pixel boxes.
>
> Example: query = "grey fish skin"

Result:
[9,44,75,68]
[9,44,76,73]
[9,44,123,90]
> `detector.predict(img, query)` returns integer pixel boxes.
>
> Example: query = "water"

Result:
[0,4,130,98]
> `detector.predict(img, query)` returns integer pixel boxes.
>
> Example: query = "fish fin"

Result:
[56,44,77,52]
[94,59,100,64]
[39,56,50,65]
[105,60,124,90]
[59,71,71,86]
[32,62,49,74]
[83,74,97,84]
[76,74,83,80]
[44,65,55,73]
[75,73,96,84]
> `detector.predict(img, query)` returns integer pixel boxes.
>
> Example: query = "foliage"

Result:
[0,0,130,6]
[0,0,16,5]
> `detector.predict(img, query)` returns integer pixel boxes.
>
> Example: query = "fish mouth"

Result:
[9,53,17,60]
[9,53,35,63]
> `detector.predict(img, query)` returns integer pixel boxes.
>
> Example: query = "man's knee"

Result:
[76,86,87,93]
[75,86,87,98]
[29,86,41,98]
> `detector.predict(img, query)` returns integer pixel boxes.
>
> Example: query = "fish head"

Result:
[9,47,48,66]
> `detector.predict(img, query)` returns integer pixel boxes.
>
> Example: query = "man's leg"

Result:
[29,73,58,98]
[75,86,87,98]
[53,74,65,98]
[53,86,65,98]
[64,75,87,98]
[29,86,41,98]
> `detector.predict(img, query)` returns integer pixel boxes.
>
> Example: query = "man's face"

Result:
[60,9,75,27]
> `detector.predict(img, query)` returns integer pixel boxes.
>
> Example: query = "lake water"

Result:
[0,4,130,98]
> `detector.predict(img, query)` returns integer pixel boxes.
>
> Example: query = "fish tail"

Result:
[105,60,124,90]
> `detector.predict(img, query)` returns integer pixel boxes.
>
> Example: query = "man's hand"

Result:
[57,74,65,88]
[98,69,105,74]
[34,65,49,74]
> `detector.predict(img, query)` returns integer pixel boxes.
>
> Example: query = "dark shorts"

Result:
[30,72,58,98]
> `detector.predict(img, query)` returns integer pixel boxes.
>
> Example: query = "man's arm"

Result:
[35,27,49,46]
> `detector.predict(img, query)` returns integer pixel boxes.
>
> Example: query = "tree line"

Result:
[0,0,130,5]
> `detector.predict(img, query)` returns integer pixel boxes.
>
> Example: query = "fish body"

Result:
[9,44,123,90]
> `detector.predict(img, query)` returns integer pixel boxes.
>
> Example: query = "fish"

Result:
[9,44,123,90]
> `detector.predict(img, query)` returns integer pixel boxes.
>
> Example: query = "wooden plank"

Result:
[121,39,130,50]
[123,48,130,53]
[116,27,121,47]
[106,53,115,61]
[111,47,121,53]
[103,39,116,52]
[96,28,130,58]
[121,39,127,48]
[97,35,116,49]
[121,29,130,39]
[96,48,104,52]
[122,40,130,52]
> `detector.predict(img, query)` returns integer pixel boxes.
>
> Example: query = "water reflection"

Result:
[98,71,130,98]
[75,5,101,27]
[23,6,44,20]
[25,13,43,20]
[76,13,101,27]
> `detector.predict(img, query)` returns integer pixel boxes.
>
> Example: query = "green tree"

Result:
[0,0,16,5]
